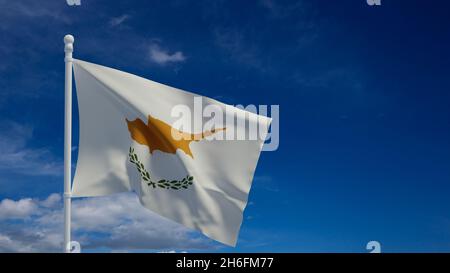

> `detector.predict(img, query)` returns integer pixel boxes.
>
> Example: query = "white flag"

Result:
[72,59,271,246]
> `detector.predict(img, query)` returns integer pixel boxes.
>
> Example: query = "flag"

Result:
[71,59,271,246]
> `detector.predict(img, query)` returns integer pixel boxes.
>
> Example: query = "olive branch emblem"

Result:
[128,147,194,190]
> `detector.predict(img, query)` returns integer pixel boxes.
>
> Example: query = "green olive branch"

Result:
[128,147,194,190]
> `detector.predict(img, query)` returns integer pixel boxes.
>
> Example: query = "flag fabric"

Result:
[71,59,271,246]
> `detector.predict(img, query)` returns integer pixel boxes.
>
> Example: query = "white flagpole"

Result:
[63,34,74,253]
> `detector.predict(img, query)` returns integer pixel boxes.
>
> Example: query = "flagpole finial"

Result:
[64,35,74,54]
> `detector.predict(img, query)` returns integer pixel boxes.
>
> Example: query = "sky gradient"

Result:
[0,0,450,252]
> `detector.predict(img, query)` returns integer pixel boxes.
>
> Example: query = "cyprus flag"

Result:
[72,59,271,246]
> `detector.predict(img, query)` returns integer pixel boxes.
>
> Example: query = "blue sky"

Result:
[1,0,450,252]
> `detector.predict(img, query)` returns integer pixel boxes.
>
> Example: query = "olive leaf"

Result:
[128,146,194,190]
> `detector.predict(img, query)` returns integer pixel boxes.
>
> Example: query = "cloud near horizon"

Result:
[0,192,214,252]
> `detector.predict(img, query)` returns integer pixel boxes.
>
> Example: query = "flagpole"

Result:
[63,34,74,253]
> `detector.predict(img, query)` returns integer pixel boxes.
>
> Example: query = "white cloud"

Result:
[40,193,61,208]
[149,44,186,65]
[109,14,130,27]
[0,194,63,252]
[0,121,63,176]
[0,193,60,220]
[0,192,213,252]
[0,234,30,252]
[0,198,37,220]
